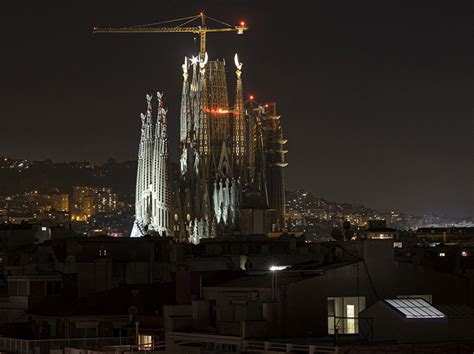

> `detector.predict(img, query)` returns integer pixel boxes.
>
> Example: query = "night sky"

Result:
[1,0,472,217]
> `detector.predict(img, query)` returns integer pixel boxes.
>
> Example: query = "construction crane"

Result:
[93,13,248,59]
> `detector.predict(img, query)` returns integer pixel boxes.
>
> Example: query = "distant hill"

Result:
[0,157,137,200]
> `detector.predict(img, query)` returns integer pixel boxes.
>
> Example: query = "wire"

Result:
[175,17,200,29]
[123,14,233,30]
[127,15,200,29]
[336,243,380,301]
[205,15,233,28]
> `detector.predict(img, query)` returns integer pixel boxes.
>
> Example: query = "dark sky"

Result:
[1,0,472,217]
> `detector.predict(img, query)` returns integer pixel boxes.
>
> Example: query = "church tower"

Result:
[131,93,172,237]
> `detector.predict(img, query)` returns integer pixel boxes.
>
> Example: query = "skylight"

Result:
[385,298,445,319]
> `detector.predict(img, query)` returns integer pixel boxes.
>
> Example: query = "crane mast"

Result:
[93,13,248,59]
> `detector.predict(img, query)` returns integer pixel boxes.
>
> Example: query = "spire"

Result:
[132,112,147,237]
[132,93,172,237]
[151,92,171,236]
[180,57,190,145]
[232,53,246,178]
[196,53,210,159]
[131,94,155,237]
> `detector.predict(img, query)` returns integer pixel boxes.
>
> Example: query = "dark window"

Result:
[76,327,97,338]
[9,281,27,296]
[46,281,61,296]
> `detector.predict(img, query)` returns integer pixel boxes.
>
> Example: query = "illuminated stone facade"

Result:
[131,93,171,237]
[132,52,287,241]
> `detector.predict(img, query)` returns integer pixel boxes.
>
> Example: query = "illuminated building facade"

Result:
[71,186,118,221]
[131,93,171,237]
[176,53,243,243]
[130,53,288,242]
[175,52,287,243]
[50,193,69,212]
[96,188,117,214]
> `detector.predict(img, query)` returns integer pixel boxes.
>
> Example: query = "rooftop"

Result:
[385,298,445,319]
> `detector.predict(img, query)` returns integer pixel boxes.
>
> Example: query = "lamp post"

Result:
[269,265,287,301]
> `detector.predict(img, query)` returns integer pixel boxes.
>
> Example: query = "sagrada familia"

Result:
[131,52,288,243]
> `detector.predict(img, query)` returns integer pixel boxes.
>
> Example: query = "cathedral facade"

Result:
[132,52,287,242]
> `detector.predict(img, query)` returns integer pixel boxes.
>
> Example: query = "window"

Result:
[327,299,335,317]
[76,327,97,338]
[113,328,128,337]
[46,281,61,296]
[138,335,153,350]
[346,305,355,333]
[9,281,27,296]
[327,296,365,335]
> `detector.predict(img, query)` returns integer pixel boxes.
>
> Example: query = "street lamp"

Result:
[269,265,289,301]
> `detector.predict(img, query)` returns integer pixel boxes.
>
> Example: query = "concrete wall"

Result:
[200,287,274,336]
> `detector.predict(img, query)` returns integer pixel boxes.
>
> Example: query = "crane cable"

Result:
[127,15,200,29]
[205,15,233,28]
[122,14,235,30]
[175,16,201,29]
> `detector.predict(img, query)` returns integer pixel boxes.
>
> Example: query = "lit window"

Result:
[461,251,468,257]
[439,252,446,257]
[41,226,47,231]
[327,296,365,334]
[138,335,153,350]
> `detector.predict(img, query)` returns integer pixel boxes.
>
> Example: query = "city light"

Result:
[269,265,289,271]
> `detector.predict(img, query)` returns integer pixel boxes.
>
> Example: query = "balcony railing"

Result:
[0,336,136,354]
[168,332,337,353]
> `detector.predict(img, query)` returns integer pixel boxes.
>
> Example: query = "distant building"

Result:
[96,187,117,214]
[415,227,474,244]
[365,219,398,239]
[71,186,118,221]
[49,193,69,212]
[37,210,70,224]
